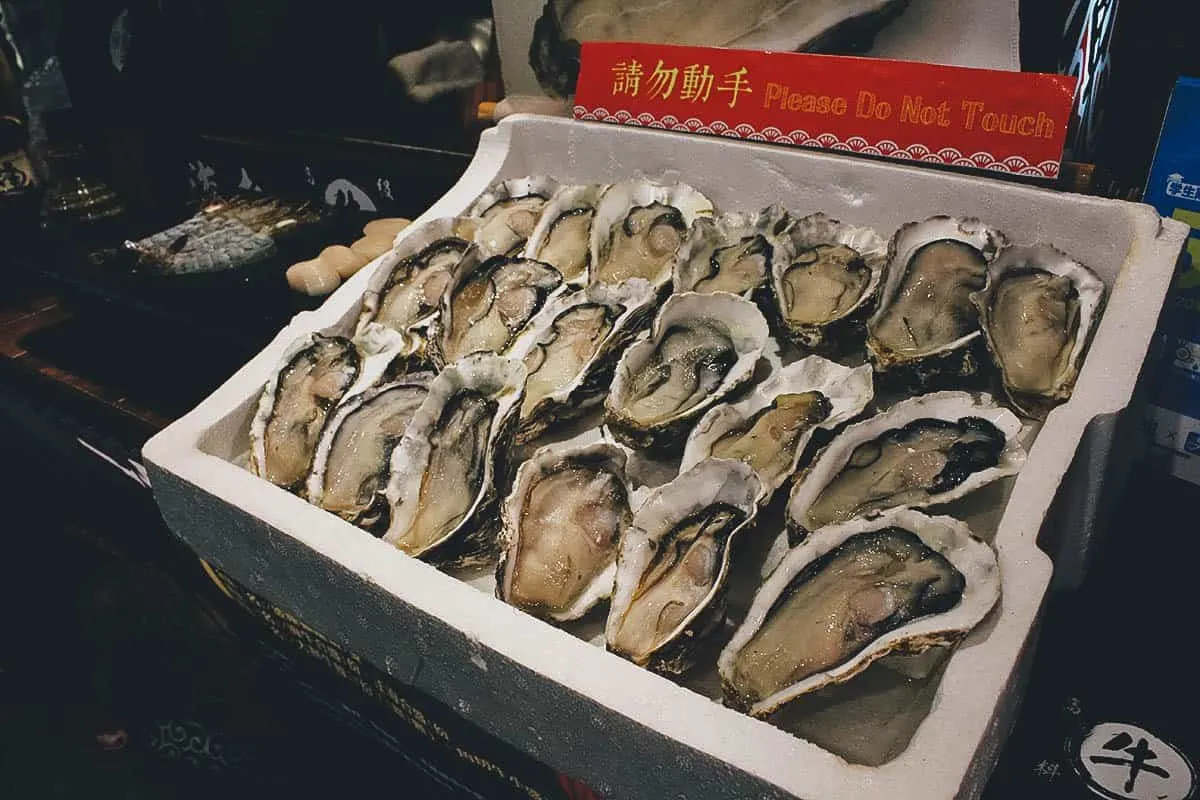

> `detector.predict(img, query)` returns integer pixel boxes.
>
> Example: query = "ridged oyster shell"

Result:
[719,508,1000,717]
[970,244,1108,419]
[772,212,888,351]
[606,458,762,675]
[786,391,1026,538]
[680,356,874,503]
[496,441,634,622]
[382,354,526,566]
[468,176,560,257]
[523,183,610,287]
[673,206,792,298]
[604,291,772,451]
[508,278,658,444]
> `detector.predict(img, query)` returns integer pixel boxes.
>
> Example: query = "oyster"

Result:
[523,184,609,286]
[383,354,526,565]
[590,180,714,291]
[531,0,911,98]
[673,206,792,298]
[681,357,874,502]
[497,442,634,622]
[250,334,360,491]
[508,279,658,444]
[606,459,762,674]
[970,244,1107,419]
[719,509,1000,717]
[772,212,888,351]
[787,391,1025,537]
[468,176,559,257]
[356,217,473,346]
[605,291,772,451]
[431,250,564,367]
[867,217,1007,388]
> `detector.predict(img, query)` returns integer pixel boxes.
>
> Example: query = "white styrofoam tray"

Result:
[143,115,1190,800]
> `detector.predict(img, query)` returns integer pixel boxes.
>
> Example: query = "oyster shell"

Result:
[970,244,1107,419]
[508,279,658,444]
[606,459,762,675]
[867,217,1007,388]
[786,391,1025,537]
[772,212,888,352]
[431,250,564,367]
[468,176,560,257]
[719,509,1000,717]
[523,184,609,287]
[382,354,526,565]
[680,357,874,503]
[250,334,360,491]
[673,206,792,298]
[497,442,634,622]
[590,180,714,291]
[605,291,772,451]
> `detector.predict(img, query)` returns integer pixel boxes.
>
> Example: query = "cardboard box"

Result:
[143,115,1189,800]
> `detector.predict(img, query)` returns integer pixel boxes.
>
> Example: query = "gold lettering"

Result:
[961,99,986,130]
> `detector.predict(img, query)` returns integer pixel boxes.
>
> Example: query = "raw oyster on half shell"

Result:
[719,509,1000,717]
[673,207,792,298]
[786,391,1025,537]
[468,176,560,257]
[497,442,634,622]
[605,291,771,451]
[383,354,526,565]
[606,459,762,675]
[970,244,1107,419]
[523,184,609,286]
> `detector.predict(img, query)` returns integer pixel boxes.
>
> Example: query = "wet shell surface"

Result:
[522,183,610,287]
[468,176,561,257]
[673,206,792,298]
[719,508,1001,717]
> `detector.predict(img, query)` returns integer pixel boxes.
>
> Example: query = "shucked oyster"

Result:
[530,0,912,97]
[606,459,762,675]
[497,442,634,622]
[970,244,1107,419]
[523,184,609,287]
[508,279,657,444]
[590,180,713,292]
[772,212,888,352]
[867,217,1007,388]
[605,291,771,451]
[681,357,874,503]
[431,250,563,367]
[250,334,360,490]
[786,391,1025,537]
[383,354,526,565]
[468,176,559,257]
[673,207,792,298]
[719,509,1000,717]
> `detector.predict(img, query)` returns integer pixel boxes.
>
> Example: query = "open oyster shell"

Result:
[680,357,874,503]
[867,216,1007,389]
[496,441,635,622]
[589,180,714,292]
[606,459,762,675]
[508,278,658,444]
[522,183,610,287]
[673,206,792,298]
[771,212,888,352]
[468,176,560,258]
[382,354,526,566]
[786,391,1026,538]
[719,508,1000,717]
[604,291,772,451]
[970,244,1108,419]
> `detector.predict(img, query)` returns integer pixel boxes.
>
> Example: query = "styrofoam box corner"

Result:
[142,116,1191,800]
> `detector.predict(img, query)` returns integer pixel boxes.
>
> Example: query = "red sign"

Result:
[573,42,1077,179]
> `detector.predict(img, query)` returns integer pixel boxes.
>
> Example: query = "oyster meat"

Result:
[787,391,1025,536]
[606,459,761,674]
[383,354,526,565]
[605,291,771,450]
[469,176,559,257]
[523,184,609,286]
[719,509,1000,717]
[970,244,1107,418]
[497,442,634,622]
[250,334,360,490]
[674,207,791,297]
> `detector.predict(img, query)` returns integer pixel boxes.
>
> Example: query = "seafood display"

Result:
[245,171,1110,759]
